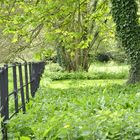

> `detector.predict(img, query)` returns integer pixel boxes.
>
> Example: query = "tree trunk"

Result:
[128,65,140,84]
[57,46,89,72]
[82,48,89,72]
[56,0,99,72]
[111,0,140,84]
[127,51,140,83]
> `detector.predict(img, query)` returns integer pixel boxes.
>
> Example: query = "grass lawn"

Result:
[48,79,126,89]
[44,62,129,81]
[89,62,129,73]
[7,78,140,140]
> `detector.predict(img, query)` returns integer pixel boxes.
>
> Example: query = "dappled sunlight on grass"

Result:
[43,62,129,81]
[48,79,126,90]
[89,62,129,74]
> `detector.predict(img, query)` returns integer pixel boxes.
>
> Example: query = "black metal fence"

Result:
[0,62,45,140]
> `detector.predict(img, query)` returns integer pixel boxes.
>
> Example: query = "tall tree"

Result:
[0,0,114,70]
[111,0,140,83]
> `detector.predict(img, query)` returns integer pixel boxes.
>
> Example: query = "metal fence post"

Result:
[31,63,37,97]
[37,62,44,89]
[24,63,29,102]
[36,63,40,89]
[29,63,33,96]
[13,64,18,113]
[18,64,26,113]
[0,66,9,120]
[3,65,9,121]
[0,65,9,140]
[37,62,45,89]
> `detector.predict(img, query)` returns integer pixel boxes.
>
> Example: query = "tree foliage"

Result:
[0,0,115,71]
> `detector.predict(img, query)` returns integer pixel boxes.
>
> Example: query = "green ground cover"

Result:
[45,62,129,80]
[7,78,140,140]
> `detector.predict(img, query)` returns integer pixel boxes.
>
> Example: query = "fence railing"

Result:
[0,62,45,140]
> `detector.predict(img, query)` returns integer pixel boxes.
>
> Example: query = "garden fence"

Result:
[0,62,45,140]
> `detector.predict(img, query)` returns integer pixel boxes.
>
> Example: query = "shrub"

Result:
[45,63,64,72]
[95,53,111,62]
[44,71,128,81]
[44,62,129,81]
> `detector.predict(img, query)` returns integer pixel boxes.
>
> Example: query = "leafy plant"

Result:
[7,78,140,139]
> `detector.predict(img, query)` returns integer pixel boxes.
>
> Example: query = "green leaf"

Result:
[20,136,31,140]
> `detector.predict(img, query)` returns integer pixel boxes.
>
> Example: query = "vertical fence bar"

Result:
[3,65,9,121]
[0,68,1,108]
[29,63,33,97]
[31,63,37,97]
[24,63,29,102]
[36,63,39,90]
[0,66,9,140]
[18,64,26,113]
[39,63,42,87]
[37,62,45,89]
[38,63,43,88]
[0,66,9,120]
[13,64,18,113]
[35,63,39,95]
[41,62,45,74]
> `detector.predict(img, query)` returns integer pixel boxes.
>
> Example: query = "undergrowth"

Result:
[44,62,129,80]
[7,79,140,140]
[45,71,128,81]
